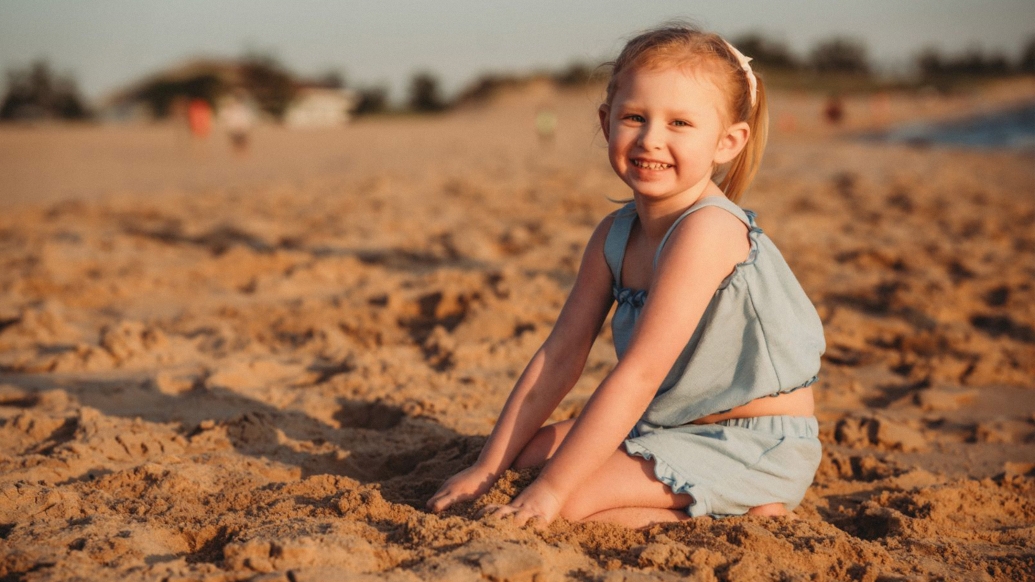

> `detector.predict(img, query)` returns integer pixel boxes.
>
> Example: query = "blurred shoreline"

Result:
[863,101,1035,149]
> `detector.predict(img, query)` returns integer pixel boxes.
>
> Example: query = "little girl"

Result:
[427,24,824,528]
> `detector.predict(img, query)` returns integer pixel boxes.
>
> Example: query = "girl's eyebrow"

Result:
[621,107,700,119]
[617,100,697,113]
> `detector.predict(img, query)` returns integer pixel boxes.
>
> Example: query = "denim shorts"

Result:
[624,415,822,517]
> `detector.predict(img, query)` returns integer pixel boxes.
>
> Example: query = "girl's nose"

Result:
[637,122,663,149]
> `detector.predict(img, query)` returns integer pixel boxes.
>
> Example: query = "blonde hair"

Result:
[603,24,769,203]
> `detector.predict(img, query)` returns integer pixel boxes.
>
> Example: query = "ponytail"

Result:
[717,74,768,204]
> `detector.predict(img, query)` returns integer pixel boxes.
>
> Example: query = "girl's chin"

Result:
[626,174,673,190]
[629,183,706,202]
[627,177,676,192]
[630,188,679,201]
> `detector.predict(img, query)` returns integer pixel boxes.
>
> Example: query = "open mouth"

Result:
[631,159,673,171]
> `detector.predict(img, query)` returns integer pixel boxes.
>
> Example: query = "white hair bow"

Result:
[724,41,758,107]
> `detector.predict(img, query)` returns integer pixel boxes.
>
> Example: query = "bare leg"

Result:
[558,449,693,523]
[581,506,691,529]
[515,420,790,522]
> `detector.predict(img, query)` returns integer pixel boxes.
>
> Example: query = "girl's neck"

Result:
[633,180,724,242]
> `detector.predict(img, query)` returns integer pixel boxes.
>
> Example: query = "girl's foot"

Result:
[747,503,795,518]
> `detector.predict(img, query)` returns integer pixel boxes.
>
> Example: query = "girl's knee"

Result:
[558,497,593,522]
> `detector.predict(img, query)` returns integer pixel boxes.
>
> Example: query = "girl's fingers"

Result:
[521,510,546,528]
[478,504,548,529]
[510,508,545,529]
[426,491,447,510]
[428,490,461,512]
[511,509,529,527]
[477,503,503,518]
[526,515,548,531]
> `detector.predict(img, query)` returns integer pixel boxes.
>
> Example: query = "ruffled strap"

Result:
[603,202,638,285]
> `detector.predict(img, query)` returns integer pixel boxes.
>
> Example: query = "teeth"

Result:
[632,159,672,170]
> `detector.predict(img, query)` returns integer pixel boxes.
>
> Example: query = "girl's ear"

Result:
[598,105,611,142]
[714,121,750,165]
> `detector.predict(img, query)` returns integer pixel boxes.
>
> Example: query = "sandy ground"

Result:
[1,78,1034,581]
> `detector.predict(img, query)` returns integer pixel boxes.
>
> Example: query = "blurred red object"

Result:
[187,99,212,138]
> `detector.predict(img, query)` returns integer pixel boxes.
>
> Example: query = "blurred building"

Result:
[284,86,357,128]
[99,58,355,127]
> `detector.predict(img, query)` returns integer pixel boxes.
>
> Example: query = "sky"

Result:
[1,0,1033,103]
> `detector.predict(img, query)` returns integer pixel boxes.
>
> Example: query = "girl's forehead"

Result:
[612,65,727,105]
[622,61,724,89]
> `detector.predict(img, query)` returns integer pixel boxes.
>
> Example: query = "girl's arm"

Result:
[495,206,750,525]
[427,215,617,512]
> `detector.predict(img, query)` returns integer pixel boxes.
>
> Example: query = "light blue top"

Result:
[604,196,825,430]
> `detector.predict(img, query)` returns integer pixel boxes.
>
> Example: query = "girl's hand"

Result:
[426,465,499,513]
[480,480,564,528]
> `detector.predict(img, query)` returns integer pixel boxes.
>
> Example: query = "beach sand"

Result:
[1,78,1034,581]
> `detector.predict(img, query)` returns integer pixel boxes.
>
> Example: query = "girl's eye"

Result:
[672,120,691,127]
[624,114,645,122]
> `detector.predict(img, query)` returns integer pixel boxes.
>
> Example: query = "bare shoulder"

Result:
[678,203,748,235]
[658,205,751,269]
[583,210,620,253]
[598,208,621,232]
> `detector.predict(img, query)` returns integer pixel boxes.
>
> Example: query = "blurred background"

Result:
[2,0,1033,119]
[1,0,1033,207]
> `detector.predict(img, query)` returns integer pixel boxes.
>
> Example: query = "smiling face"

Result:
[600,65,749,205]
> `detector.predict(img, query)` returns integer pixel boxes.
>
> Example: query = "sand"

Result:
[1,78,1034,581]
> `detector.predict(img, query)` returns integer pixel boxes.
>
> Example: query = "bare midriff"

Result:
[691,386,815,425]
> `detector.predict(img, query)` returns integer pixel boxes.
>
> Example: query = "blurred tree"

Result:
[732,34,798,70]
[810,38,870,74]
[959,48,1009,76]
[136,73,222,118]
[240,54,297,120]
[353,85,389,116]
[317,70,346,89]
[454,73,523,105]
[0,61,89,121]
[1021,37,1035,74]
[917,45,1014,79]
[554,62,597,86]
[408,71,446,112]
[917,48,945,78]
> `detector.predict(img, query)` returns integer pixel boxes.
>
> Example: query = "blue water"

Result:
[874,103,1035,150]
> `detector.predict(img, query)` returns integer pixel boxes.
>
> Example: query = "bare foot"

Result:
[747,503,796,518]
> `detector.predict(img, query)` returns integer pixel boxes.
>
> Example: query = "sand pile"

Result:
[1,81,1033,581]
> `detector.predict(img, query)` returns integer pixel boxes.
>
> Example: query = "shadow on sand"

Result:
[0,370,484,508]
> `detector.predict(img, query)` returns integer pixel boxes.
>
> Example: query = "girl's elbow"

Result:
[609,362,666,399]
[540,338,591,376]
